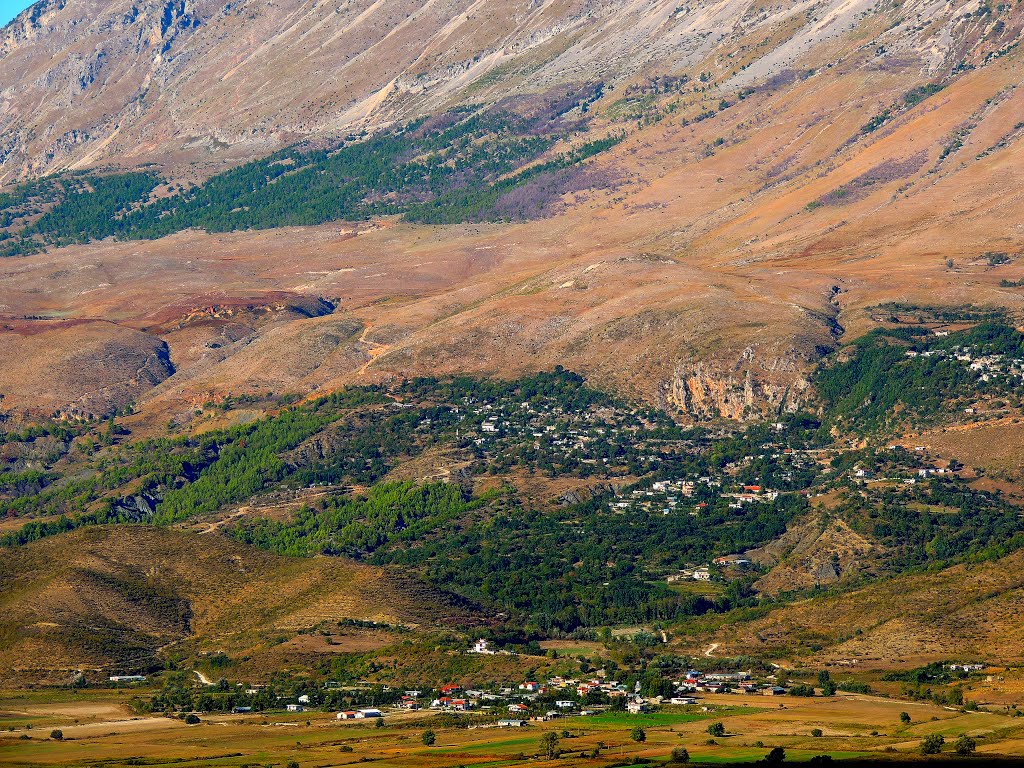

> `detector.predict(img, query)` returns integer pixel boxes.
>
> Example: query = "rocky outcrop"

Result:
[746,513,879,596]
[0,0,68,55]
[665,353,812,421]
[110,491,160,521]
[67,335,175,419]
[559,483,615,506]
[166,295,336,331]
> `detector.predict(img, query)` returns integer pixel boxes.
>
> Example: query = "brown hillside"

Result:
[701,548,1024,668]
[0,526,483,686]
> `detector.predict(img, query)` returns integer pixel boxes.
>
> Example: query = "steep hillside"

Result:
[1,0,1021,181]
[0,525,483,685]
[746,512,880,595]
[0,319,174,418]
[0,0,1022,424]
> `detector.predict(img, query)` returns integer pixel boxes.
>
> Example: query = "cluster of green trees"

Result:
[153,406,340,524]
[860,83,946,134]
[221,395,818,630]
[0,387,388,542]
[0,419,80,447]
[883,662,970,685]
[2,368,829,631]
[232,482,486,557]
[366,486,799,632]
[398,368,693,481]
[398,367,625,413]
[207,373,824,631]
[815,322,1024,433]
[0,439,203,540]
[0,99,623,255]
[873,303,1005,324]
[25,172,161,246]
[290,402,457,488]
[0,469,54,496]
[3,370,632,543]
[0,176,63,256]
[148,672,405,714]
[838,474,1024,571]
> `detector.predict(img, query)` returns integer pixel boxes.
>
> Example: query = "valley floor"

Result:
[3,689,1024,766]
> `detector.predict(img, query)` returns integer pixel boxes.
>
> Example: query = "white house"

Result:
[286,704,305,712]
[355,708,383,718]
[469,639,495,654]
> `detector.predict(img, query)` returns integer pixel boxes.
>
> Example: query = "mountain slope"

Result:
[0,0,1022,426]
[1,0,1021,182]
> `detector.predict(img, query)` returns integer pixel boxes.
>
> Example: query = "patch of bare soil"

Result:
[280,628,399,654]
[915,419,1024,476]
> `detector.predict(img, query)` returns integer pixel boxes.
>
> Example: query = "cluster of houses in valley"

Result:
[466,399,645,444]
[410,382,832,521]
[847,445,965,487]
[152,658,816,722]
[229,657,990,721]
[613,477,784,518]
[612,477,715,516]
[675,671,787,698]
[451,395,675,473]
[321,665,796,725]
[725,485,779,508]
